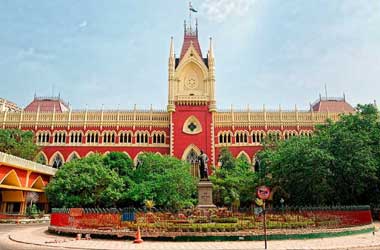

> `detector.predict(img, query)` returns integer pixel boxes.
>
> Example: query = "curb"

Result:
[7,225,380,250]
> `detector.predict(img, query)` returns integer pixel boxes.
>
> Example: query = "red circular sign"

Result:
[257,186,271,200]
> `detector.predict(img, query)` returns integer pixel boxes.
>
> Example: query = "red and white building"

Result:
[0,21,354,173]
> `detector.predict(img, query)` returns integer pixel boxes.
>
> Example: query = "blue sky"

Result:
[0,0,379,110]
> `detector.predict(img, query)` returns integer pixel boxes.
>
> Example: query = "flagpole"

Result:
[189,2,192,32]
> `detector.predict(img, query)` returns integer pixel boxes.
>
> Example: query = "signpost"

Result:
[257,186,271,250]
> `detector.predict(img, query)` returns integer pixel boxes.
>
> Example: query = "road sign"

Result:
[257,186,271,200]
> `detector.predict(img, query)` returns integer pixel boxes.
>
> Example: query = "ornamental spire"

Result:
[209,37,214,58]
[169,36,174,58]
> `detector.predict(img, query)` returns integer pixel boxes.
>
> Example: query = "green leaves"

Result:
[258,104,380,206]
[46,152,198,209]
[45,154,124,208]
[125,153,197,210]
[211,148,259,208]
[0,129,40,160]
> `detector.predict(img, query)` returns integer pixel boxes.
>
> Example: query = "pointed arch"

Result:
[34,151,48,165]
[67,151,80,162]
[134,152,144,166]
[155,152,163,156]
[237,151,251,164]
[183,115,202,135]
[49,151,65,168]
[181,144,201,161]
[103,151,110,156]
[123,151,132,159]
[85,151,95,157]
[0,170,22,187]
[30,176,45,189]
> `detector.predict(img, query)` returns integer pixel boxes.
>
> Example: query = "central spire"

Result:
[180,19,202,59]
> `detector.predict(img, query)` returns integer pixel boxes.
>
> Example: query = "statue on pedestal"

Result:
[198,150,209,180]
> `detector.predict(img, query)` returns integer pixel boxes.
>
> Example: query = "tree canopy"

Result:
[258,104,380,206]
[125,153,197,210]
[211,147,259,208]
[0,129,40,160]
[45,154,124,208]
[46,152,197,209]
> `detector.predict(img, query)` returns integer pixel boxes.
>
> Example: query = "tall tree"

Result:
[211,148,259,208]
[45,154,124,208]
[125,153,197,209]
[258,104,380,206]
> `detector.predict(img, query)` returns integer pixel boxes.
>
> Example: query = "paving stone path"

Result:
[2,223,380,250]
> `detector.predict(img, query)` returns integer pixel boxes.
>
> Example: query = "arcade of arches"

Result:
[0,152,56,214]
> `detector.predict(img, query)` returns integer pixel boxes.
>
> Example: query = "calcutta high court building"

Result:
[1,20,354,172]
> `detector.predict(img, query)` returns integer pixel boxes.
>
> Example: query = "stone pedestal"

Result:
[196,181,216,209]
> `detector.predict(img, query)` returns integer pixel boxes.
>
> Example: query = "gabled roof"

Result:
[24,96,69,112]
[311,97,355,113]
[180,32,203,60]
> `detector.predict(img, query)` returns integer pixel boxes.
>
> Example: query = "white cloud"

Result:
[201,0,255,22]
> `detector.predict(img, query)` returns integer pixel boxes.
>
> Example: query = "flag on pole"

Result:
[189,2,198,12]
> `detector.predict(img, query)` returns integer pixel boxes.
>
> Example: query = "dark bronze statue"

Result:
[198,150,209,180]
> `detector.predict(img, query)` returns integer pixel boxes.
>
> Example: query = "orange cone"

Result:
[133,226,143,244]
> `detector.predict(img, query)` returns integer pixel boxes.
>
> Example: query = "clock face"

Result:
[185,78,198,90]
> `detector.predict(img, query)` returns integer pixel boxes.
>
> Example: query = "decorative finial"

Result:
[209,37,214,58]
[169,36,174,58]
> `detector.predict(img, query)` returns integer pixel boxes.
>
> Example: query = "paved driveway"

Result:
[1,222,380,250]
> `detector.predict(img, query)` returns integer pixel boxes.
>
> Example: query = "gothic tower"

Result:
[168,20,217,169]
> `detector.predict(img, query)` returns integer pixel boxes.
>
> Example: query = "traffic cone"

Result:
[133,226,143,244]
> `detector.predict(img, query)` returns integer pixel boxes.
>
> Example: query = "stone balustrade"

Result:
[0,151,56,176]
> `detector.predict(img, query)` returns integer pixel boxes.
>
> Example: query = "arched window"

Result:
[256,131,265,143]
[235,130,249,144]
[86,131,99,144]
[152,131,166,144]
[218,131,232,144]
[69,131,83,144]
[67,152,80,162]
[119,131,132,144]
[135,131,149,144]
[51,154,63,169]
[35,152,48,165]
[284,130,298,140]
[102,131,116,144]
[300,130,313,138]
[36,131,50,144]
[267,130,281,141]
[53,131,67,144]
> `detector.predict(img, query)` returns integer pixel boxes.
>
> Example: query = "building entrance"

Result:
[186,149,199,178]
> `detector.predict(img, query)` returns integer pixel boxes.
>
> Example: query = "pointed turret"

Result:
[208,37,216,112]
[180,19,202,60]
[208,37,214,59]
[168,36,175,73]
[167,36,176,112]
[169,36,175,59]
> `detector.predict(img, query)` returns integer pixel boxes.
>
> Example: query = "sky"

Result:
[0,0,379,111]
